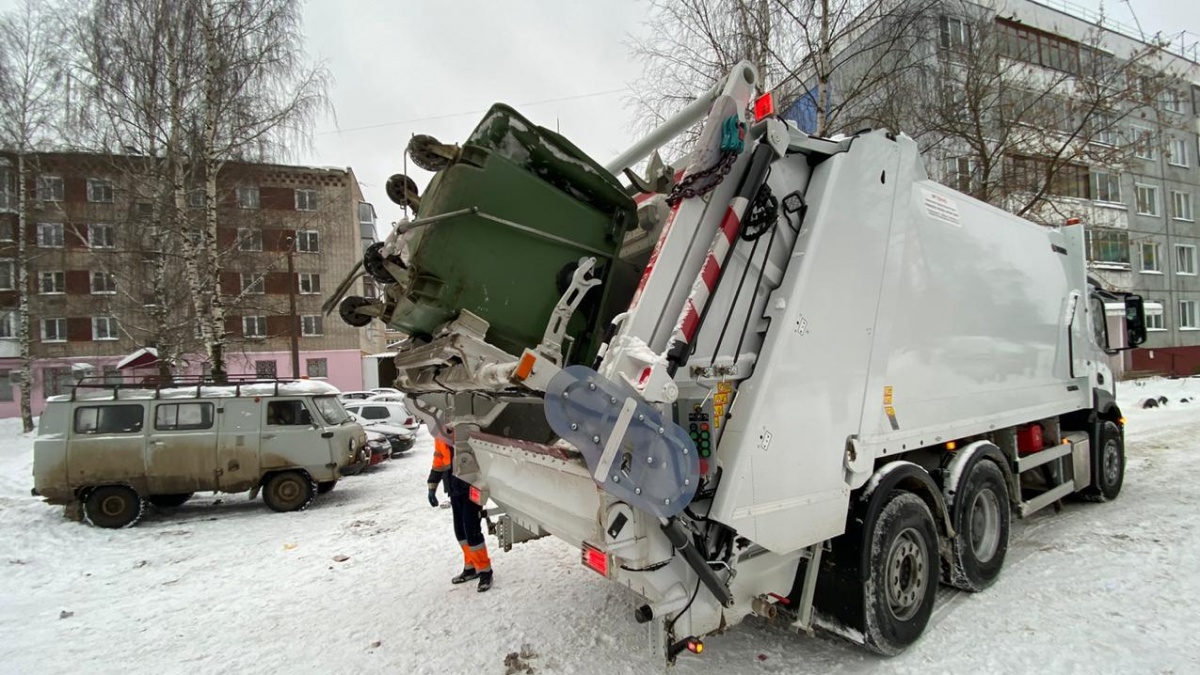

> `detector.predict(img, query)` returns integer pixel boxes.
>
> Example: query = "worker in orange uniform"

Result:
[427,429,493,592]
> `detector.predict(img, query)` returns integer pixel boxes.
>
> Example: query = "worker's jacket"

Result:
[428,438,469,497]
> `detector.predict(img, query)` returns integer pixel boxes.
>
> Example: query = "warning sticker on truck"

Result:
[921,188,960,227]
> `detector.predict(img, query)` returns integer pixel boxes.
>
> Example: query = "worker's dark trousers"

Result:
[448,475,490,572]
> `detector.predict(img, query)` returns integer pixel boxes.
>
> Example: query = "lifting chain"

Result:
[666,151,738,207]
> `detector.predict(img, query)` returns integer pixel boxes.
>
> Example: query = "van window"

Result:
[313,395,350,425]
[156,402,215,431]
[266,400,312,426]
[75,404,145,434]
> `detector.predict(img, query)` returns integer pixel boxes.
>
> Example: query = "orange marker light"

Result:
[945,441,957,451]
[514,353,536,381]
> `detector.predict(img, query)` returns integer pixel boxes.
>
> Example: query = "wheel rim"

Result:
[275,478,302,504]
[1103,440,1121,486]
[968,487,1001,563]
[886,527,928,621]
[100,495,127,517]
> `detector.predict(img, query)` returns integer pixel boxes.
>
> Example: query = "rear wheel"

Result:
[863,492,939,655]
[262,471,316,512]
[148,493,193,508]
[949,460,1009,591]
[83,485,145,529]
[1081,421,1124,502]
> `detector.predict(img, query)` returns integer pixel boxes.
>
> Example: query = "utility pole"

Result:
[287,237,300,379]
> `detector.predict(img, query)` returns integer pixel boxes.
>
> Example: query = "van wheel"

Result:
[263,471,316,512]
[949,460,1009,592]
[148,493,193,508]
[863,492,939,656]
[1082,421,1124,502]
[83,486,145,529]
[317,481,337,495]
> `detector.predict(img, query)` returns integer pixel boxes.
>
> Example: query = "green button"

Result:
[700,431,709,440]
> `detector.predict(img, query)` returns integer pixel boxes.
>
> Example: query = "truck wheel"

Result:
[262,471,316,512]
[949,460,1009,592]
[1082,421,1124,502]
[83,486,145,529]
[863,492,939,655]
[317,481,337,495]
[148,493,193,508]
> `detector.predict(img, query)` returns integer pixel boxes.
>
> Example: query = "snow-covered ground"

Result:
[2,379,1198,674]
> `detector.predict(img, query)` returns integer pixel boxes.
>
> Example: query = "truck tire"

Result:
[317,481,337,495]
[1081,420,1124,502]
[148,493,193,508]
[262,471,316,512]
[863,492,939,656]
[83,485,145,529]
[949,460,1009,592]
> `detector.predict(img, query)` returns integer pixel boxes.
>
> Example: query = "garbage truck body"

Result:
[336,63,1145,661]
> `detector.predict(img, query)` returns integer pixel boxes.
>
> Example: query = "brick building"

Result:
[0,152,380,418]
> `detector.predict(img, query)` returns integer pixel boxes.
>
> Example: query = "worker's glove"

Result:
[427,488,439,508]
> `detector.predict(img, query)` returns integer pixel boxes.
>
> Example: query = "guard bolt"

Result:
[612,475,620,483]
[592,435,601,444]
[588,383,596,390]
[570,423,578,431]
[646,456,654,464]
[664,498,671,505]
[635,488,642,495]
[657,427,664,435]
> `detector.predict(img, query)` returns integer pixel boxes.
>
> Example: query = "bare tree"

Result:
[0,0,66,431]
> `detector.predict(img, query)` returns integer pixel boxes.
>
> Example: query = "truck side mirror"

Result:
[1124,295,1146,347]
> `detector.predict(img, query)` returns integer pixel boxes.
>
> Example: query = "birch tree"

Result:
[0,0,65,431]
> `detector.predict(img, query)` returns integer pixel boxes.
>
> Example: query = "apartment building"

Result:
[786,0,1200,375]
[0,152,380,417]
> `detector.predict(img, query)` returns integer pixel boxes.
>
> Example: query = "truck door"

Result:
[145,401,219,494]
[260,399,326,474]
[216,398,263,492]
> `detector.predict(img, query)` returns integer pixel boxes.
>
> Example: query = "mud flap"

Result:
[543,365,699,518]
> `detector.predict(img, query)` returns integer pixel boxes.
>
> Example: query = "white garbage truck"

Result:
[336,62,1146,661]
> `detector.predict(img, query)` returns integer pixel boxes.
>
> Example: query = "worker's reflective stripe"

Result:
[432,439,453,472]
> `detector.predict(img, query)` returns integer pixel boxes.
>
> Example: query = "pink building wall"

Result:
[0,349,364,420]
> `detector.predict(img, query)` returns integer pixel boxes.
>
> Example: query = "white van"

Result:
[31,379,368,528]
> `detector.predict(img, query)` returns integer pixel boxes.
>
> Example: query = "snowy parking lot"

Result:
[2,379,1198,675]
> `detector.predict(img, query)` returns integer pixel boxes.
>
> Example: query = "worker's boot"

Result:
[451,567,478,585]
[476,570,493,593]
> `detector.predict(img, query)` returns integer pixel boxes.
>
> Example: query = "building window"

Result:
[1132,126,1158,161]
[0,220,12,241]
[1136,184,1160,216]
[301,315,323,336]
[37,222,64,248]
[1140,242,1161,273]
[1180,301,1198,330]
[1172,191,1194,222]
[0,166,12,212]
[296,229,319,252]
[1089,170,1121,203]
[1085,228,1129,266]
[92,316,119,341]
[243,316,267,338]
[1169,139,1190,167]
[237,186,260,209]
[0,369,11,401]
[1087,111,1117,146]
[1161,89,1186,114]
[88,223,115,249]
[938,15,969,53]
[1176,245,1197,275]
[237,228,262,251]
[306,357,327,378]
[36,175,64,202]
[188,189,205,209]
[241,274,264,295]
[91,271,117,294]
[255,360,277,378]
[41,318,67,343]
[39,271,65,294]
[87,179,114,203]
[1145,301,1165,331]
[294,188,317,211]
[103,365,121,384]
[0,259,13,290]
[1007,155,1087,199]
[358,202,376,226]
[945,156,977,194]
[298,273,321,294]
[0,310,19,338]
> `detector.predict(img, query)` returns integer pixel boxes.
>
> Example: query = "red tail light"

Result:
[468,486,482,505]
[753,92,775,121]
[405,417,415,425]
[581,543,609,577]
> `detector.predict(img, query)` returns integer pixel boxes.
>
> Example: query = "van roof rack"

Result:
[68,374,317,401]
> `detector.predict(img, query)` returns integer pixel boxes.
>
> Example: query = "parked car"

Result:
[370,387,402,395]
[342,400,420,432]
[32,379,368,528]
[337,390,381,402]
[362,429,393,467]
[349,413,415,457]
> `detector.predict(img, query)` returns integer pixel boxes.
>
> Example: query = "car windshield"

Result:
[313,395,351,425]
